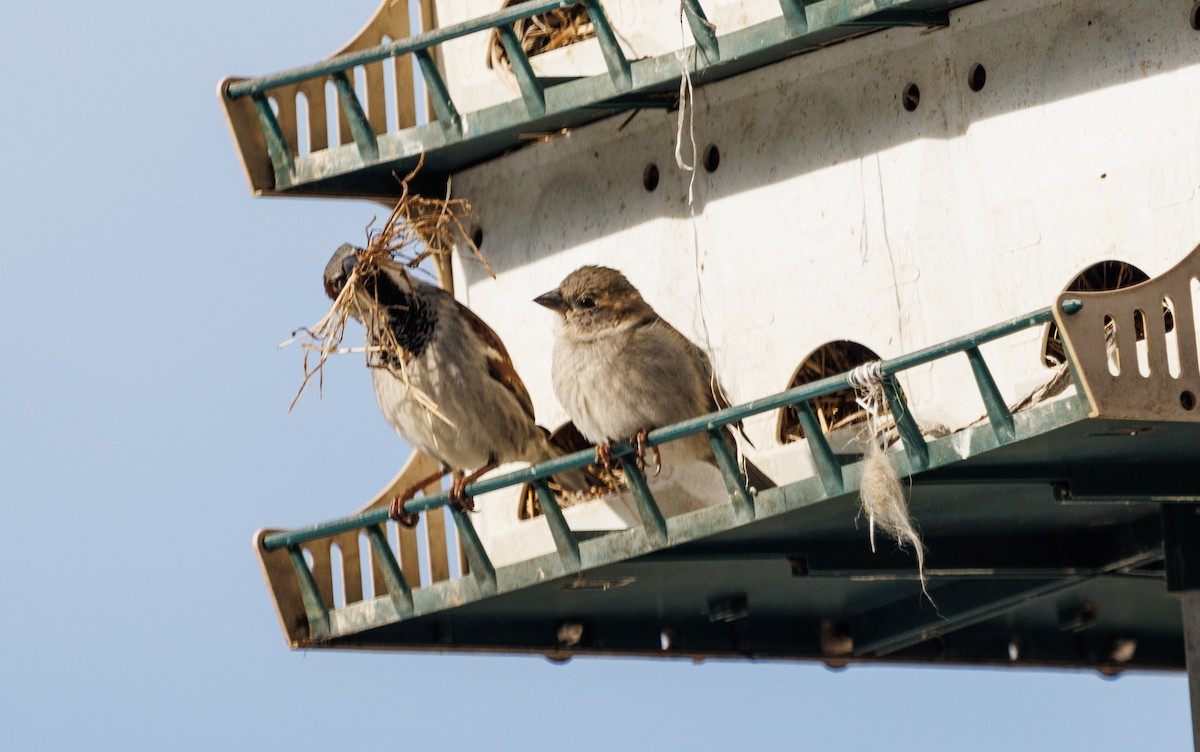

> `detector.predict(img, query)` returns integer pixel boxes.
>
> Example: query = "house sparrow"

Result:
[535,265,772,492]
[323,244,591,519]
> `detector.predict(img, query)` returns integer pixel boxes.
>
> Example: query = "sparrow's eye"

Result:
[578,295,596,309]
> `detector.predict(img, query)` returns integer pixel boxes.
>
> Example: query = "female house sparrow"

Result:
[323,244,589,519]
[535,265,772,491]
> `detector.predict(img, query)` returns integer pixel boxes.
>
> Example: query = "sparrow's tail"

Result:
[534,425,603,497]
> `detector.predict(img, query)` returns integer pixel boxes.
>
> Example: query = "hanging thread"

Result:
[675,5,698,207]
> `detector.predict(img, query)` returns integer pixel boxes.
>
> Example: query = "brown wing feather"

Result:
[455,299,536,422]
[674,323,757,448]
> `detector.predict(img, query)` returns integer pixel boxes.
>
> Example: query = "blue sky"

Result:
[0,1,1190,749]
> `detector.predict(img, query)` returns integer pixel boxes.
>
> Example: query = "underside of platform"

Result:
[300,405,1192,672]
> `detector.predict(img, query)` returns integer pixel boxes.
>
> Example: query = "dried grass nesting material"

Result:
[850,363,931,603]
[282,157,488,418]
[782,343,879,441]
[487,3,595,77]
[1008,314,1115,416]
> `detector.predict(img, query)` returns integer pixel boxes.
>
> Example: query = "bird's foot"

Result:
[632,429,661,478]
[592,443,624,491]
[595,442,617,476]
[389,487,422,528]
[449,475,476,513]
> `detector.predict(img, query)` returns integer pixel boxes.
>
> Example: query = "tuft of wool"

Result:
[850,361,931,603]
[859,442,929,601]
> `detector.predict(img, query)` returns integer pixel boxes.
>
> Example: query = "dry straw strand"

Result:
[283,156,484,423]
[488,2,595,79]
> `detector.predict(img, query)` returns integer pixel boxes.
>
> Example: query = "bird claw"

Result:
[632,429,661,478]
[591,443,624,491]
[449,476,476,513]
[389,488,421,528]
[595,443,616,475]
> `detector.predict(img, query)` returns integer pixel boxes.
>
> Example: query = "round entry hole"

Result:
[968,63,987,92]
[643,163,660,192]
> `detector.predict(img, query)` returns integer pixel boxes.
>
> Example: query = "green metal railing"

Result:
[223,0,964,193]
[226,1,575,99]
[263,299,1083,638]
[224,0,629,177]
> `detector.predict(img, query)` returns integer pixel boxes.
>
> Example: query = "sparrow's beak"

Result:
[534,289,568,313]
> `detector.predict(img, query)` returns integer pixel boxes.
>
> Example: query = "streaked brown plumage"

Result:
[324,244,589,516]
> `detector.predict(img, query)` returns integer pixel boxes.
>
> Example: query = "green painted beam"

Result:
[365,525,415,616]
[777,0,809,33]
[582,0,632,88]
[250,93,293,182]
[287,547,330,641]
[331,71,378,161]
[883,375,930,471]
[708,428,755,521]
[619,457,668,546]
[965,346,1015,444]
[452,505,497,592]
[682,0,720,63]
[414,49,462,132]
[496,25,546,116]
[533,479,581,567]
[793,400,845,494]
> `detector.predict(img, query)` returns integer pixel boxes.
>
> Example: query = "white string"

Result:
[847,360,884,391]
[674,4,697,207]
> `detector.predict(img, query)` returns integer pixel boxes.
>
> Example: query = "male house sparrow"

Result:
[535,265,772,492]
[323,244,589,519]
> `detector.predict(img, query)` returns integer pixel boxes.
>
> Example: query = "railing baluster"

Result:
[534,480,581,567]
[793,400,845,494]
[365,525,414,616]
[707,428,754,520]
[965,347,1015,444]
[414,49,463,132]
[778,0,809,33]
[331,71,379,162]
[619,457,668,545]
[681,0,720,62]
[251,93,295,181]
[581,0,631,89]
[451,505,497,591]
[882,376,929,472]
[226,2,572,99]
[496,25,546,116]
[288,546,330,640]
